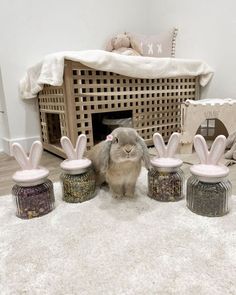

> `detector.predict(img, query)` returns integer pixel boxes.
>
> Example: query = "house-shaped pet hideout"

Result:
[180,98,236,153]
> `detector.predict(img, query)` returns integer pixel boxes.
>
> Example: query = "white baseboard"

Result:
[2,136,41,155]
[0,138,3,153]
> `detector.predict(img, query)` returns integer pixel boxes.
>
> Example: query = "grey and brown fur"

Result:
[87,127,151,198]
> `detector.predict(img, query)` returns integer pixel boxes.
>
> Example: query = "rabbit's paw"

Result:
[110,185,123,199]
[124,184,135,198]
[112,193,124,199]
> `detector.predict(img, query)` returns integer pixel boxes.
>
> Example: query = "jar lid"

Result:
[11,141,49,186]
[60,135,92,175]
[12,167,49,186]
[191,134,229,182]
[151,157,183,169]
[152,132,182,170]
[190,164,229,182]
[60,158,91,175]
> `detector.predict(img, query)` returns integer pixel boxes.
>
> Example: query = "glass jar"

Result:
[61,167,96,203]
[148,167,184,202]
[186,176,232,217]
[12,179,55,219]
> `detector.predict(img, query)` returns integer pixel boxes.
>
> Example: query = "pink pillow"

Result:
[127,28,178,58]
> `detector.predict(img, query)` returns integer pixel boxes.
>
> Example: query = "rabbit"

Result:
[193,134,226,165]
[86,127,151,198]
[153,132,180,158]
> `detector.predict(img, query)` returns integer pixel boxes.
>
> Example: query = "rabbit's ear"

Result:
[193,135,209,164]
[29,141,43,169]
[137,136,151,169]
[60,136,76,160]
[153,133,167,157]
[99,141,112,173]
[75,134,87,159]
[12,143,30,170]
[166,132,180,157]
[208,135,226,165]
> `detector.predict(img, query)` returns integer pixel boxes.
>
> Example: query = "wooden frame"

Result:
[38,59,200,157]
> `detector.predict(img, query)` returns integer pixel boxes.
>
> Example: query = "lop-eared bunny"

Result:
[87,127,150,198]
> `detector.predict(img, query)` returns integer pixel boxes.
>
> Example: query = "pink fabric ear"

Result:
[105,38,114,51]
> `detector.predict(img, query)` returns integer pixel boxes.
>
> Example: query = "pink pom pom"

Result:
[106,134,113,141]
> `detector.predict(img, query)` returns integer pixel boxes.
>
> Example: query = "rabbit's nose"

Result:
[124,145,133,154]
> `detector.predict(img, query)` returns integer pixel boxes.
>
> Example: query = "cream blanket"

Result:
[20,50,214,99]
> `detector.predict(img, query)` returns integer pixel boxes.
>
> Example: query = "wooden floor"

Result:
[0,151,62,196]
[1,150,236,196]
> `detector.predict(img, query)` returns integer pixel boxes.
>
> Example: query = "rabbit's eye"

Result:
[114,137,119,144]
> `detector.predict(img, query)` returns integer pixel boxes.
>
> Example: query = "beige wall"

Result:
[0,0,148,153]
[149,0,236,99]
[1,0,235,153]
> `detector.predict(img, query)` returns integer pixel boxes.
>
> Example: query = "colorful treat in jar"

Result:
[60,135,96,203]
[148,132,184,201]
[11,141,55,219]
[186,135,232,217]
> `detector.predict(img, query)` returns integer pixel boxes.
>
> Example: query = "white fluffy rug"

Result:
[1,168,236,295]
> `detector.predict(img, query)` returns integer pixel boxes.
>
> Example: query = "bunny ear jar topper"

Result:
[11,141,55,219]
[60,135,96,203]
[148,132,185,202]
[186,135,232,217]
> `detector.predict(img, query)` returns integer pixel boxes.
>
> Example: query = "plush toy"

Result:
[225,131,236,159]
[105,33,140,56]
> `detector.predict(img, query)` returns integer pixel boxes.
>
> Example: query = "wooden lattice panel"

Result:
[38,84,69,156]
[37,60,200,157]
[71,61,199,149]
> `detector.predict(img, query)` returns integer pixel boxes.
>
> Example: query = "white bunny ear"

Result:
[12,143,30,170]
[153,133,167,157]
[75,134,87,159]
[193,135,209,164]
[29,141,43,169]
[166,132,180,157]
[60,136,76,160]
[208,135,226,165]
